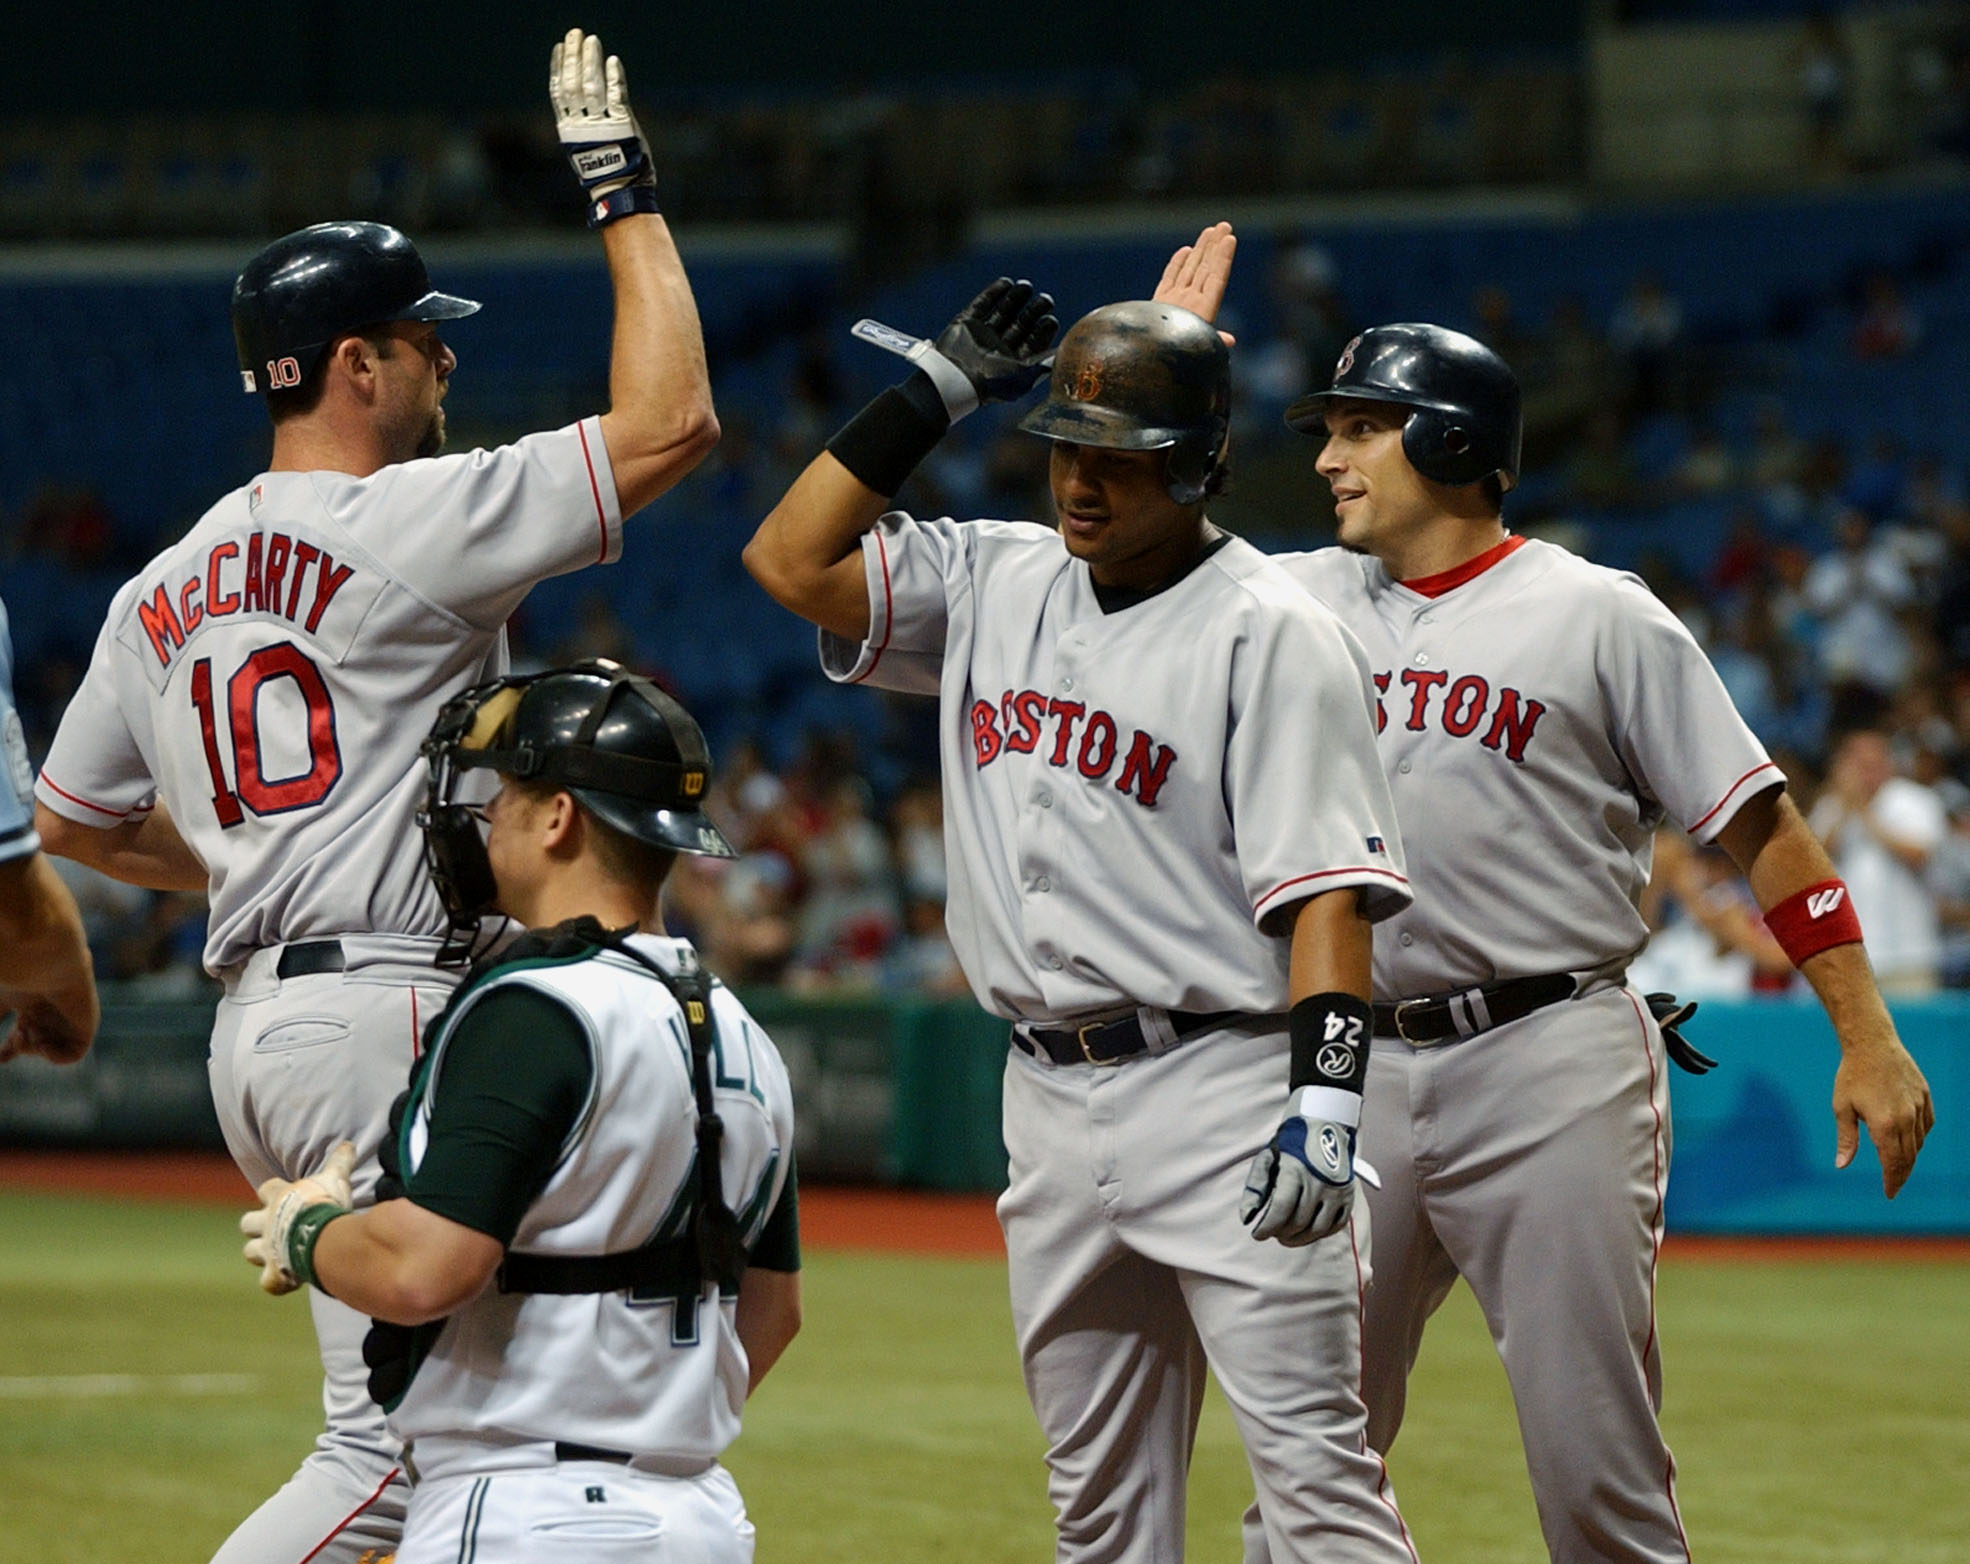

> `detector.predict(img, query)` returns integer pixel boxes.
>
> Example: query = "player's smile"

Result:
[1048,442,1205,591]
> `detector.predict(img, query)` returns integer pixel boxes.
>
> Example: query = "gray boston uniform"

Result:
[35,420,625,1564]
[822,512,1419,1564]
[1276,536,1783,1564]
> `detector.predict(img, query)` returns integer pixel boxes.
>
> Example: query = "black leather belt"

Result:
[1015,1008,1251,1066]
[1374,972,1577,1044]
[555,1441,634,1465]
[275,939,346,979]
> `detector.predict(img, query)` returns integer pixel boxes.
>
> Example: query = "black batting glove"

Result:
[1647,991,1716,1075]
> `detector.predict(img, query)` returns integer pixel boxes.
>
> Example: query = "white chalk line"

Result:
[0,1372,257,1399]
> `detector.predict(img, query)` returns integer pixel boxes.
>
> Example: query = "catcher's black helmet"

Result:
[231,220,480,394]
[1285,323,1522,492]
[1018,300,1230,505]
[419,660,734,962]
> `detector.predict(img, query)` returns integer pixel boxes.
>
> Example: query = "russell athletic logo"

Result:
[1807,887,1847,918]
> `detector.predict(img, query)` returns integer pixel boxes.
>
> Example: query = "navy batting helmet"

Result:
[1285,323,1522,492]
[1018,301,1230,505]
[231,221,480,394]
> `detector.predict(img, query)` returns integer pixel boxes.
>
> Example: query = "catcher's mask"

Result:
[419,658,735,964]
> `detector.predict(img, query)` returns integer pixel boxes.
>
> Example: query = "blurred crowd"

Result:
[13,226,1970,1003]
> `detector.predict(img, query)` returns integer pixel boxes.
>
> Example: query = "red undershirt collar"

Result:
[1399,533,1525,598]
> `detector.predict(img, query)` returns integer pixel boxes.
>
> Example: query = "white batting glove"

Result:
[549,28,652,199]
[241,1141,356,1296]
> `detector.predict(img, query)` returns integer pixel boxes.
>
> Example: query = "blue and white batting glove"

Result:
[1241,1090,1363,1247]
[549,29,658,226]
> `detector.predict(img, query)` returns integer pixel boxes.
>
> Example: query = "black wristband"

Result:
[1288,992,1372,1094]
[824,371,951,498]
[587,183,661,229]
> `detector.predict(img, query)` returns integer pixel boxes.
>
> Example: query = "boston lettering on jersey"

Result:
[135,531,357,669]
[968,687,1178,807]
[1370,668,1547,763]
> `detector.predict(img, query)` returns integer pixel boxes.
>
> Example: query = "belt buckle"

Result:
[1392,998,1434,1045]
[1078,1020,1122,1065]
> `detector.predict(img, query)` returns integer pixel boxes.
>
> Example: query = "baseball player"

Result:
[239,660,799,1564]
[0,593,99,1067]
[1255,320,1933,1562]
[744,267,1420,1563]
[31,30,718,1564]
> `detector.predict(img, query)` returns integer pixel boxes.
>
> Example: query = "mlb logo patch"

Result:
[248,483,263,513]
[1366,835,1386,855]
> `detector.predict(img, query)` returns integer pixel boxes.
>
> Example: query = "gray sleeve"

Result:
[0,603,38,862]
[815,512,960,692]
[1599,575,1784,842]
[319,419,624,630]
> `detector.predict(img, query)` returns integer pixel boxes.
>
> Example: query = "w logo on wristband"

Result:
[1807,887,1847,918]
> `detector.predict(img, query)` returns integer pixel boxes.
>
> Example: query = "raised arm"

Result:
[550,29,719,518]
[1152,221,1237,335]
[743,278,1059,641]
[1716,787,1935,1196]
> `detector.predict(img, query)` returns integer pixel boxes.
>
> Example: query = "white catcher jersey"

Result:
[1276,538,1783,998]
[393,935,796,1464]
[821,516,1410,1023]
[35,421,622,972]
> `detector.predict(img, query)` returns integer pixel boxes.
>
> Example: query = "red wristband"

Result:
[1764,879,1864,968]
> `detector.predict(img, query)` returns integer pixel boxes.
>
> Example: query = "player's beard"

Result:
[416,408,447,460]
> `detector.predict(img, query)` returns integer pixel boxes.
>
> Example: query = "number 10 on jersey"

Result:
[190,643,343,828]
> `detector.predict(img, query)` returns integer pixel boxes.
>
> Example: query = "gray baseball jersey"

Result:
[820,515,1410,1023]
[1277,537,1781,998]
[35,421,622,1564]
[820,513,1420,1564]
[0,597,38,866]
[1275,534,1782,1564]
[36,419,622,973]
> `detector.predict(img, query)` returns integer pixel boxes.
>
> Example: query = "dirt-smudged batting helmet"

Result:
[231,220,480,394]
[1018,300,1231,505]
[419,659,734,962]
[1286,323,1522,492]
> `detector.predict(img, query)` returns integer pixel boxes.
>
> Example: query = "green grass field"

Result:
[2,1189,1966,1563]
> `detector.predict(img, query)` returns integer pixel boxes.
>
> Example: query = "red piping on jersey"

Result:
[1350,1217,1422,1563]
[1688,761,1785,835]
[295,1465,401,1564]
[1255,865,1410,920]
[850,530,895,686]
[576,419,609,564]
[1398,533,1526,598]
[35,773,142,822]
[1624,986,1693,1561]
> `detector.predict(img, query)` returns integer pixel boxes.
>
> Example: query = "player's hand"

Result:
[1153,221,1237,343]
[0,991,96,1066]
[241,1141,357,1295]
[1241,1114,1356,1246]
[1832,1027,1934,1199]
[1645,991,1715,1075]
[932,278,1060,407]
[549,28,653,198]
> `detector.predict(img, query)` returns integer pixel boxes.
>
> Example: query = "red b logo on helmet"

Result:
[1334,335,1361,381]
[1070,359,1104,401]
